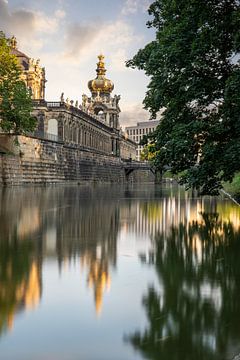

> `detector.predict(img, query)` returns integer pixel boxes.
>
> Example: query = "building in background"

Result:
[125,120,159,161]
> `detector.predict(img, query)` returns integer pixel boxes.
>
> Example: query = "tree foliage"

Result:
[0,31,36,134]
[127,0,240,195]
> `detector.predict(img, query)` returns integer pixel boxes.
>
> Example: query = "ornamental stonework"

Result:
[10,36,46,100]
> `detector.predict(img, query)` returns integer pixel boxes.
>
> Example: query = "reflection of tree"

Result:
[0,237,42,335]
[128,213,240,360]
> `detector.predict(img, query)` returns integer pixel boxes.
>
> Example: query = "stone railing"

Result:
[32,100,110,129]
[28,130,62,143]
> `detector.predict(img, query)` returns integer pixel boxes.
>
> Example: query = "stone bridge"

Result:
[123,161,155,176]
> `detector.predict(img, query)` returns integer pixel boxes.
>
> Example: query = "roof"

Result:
[11,48,30,59]
[125,120,160,130]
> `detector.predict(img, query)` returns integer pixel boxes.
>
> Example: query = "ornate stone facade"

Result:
[32,101,136,160]
[10,36,46,100]
[31,54,136,160]
[9,39,136,160]
[84,55,120,130]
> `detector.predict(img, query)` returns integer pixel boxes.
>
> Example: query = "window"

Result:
[47,119,58,137]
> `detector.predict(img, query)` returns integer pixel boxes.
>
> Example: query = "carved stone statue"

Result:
[60,92,64,102]
[82,94,88,108]
[112,94,120,107]
[115,94,120,106]
[65,98,70,109]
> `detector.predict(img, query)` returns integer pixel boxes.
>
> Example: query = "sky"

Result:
[0,0,156,128]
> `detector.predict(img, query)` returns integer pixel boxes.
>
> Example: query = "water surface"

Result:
[0,184,240,360]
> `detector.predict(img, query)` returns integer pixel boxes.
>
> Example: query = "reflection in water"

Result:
[81,252,111,315]
[127,212,240,360]
[0,238,42,335]
[0,186,121,328]
[0,185,240,360]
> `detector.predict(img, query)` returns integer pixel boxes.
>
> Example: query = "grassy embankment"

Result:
[163,171,240,200]
[222,172,240,200]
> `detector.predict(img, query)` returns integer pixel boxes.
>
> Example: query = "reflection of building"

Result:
[52,192,119,315]
[0,259,42,334]
[10,36,46,100]
[81,253,111,315]
[0,185,119,327]
[1,185,240,328]
[125,120,160,161]
[1,187,119,316]
[24,262,41,310]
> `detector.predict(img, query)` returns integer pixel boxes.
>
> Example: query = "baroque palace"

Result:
[10,36,136,160]
[0,37,155,186]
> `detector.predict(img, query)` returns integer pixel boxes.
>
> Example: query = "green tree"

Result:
[140,143,157,161]
[0,31,36,134]
[127,1,240,195]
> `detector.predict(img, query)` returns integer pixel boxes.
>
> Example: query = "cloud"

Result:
[120,102,150,128]
[64,19,142,64]
[0,0,65,51]
[64,23,101,58]
[55,9,66,19]
[0,0,35,36]
[121,0,151,15]
[0,0,150,125]
[110,48,128,72]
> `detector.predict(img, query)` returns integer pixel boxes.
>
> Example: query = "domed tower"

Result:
[82,55,121,129]
[10,36,46,100]
[88,54,114,99]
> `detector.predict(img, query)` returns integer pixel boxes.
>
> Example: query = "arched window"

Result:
[94,107,104,115]
[48,119,58,135]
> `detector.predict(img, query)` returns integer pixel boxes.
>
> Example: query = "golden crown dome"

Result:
[88,55,114,94]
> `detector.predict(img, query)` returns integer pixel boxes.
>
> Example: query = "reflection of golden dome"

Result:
[88,55,114,94]
[24,262,41,310]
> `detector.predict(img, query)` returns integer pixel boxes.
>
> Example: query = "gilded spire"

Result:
[88,55,114,94]
[96,54,106,76]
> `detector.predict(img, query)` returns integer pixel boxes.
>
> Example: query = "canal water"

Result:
[0,184,240,360]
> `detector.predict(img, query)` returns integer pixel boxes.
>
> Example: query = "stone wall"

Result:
[0,135,154,186]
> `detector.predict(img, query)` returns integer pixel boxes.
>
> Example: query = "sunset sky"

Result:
[0,0,155,127]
